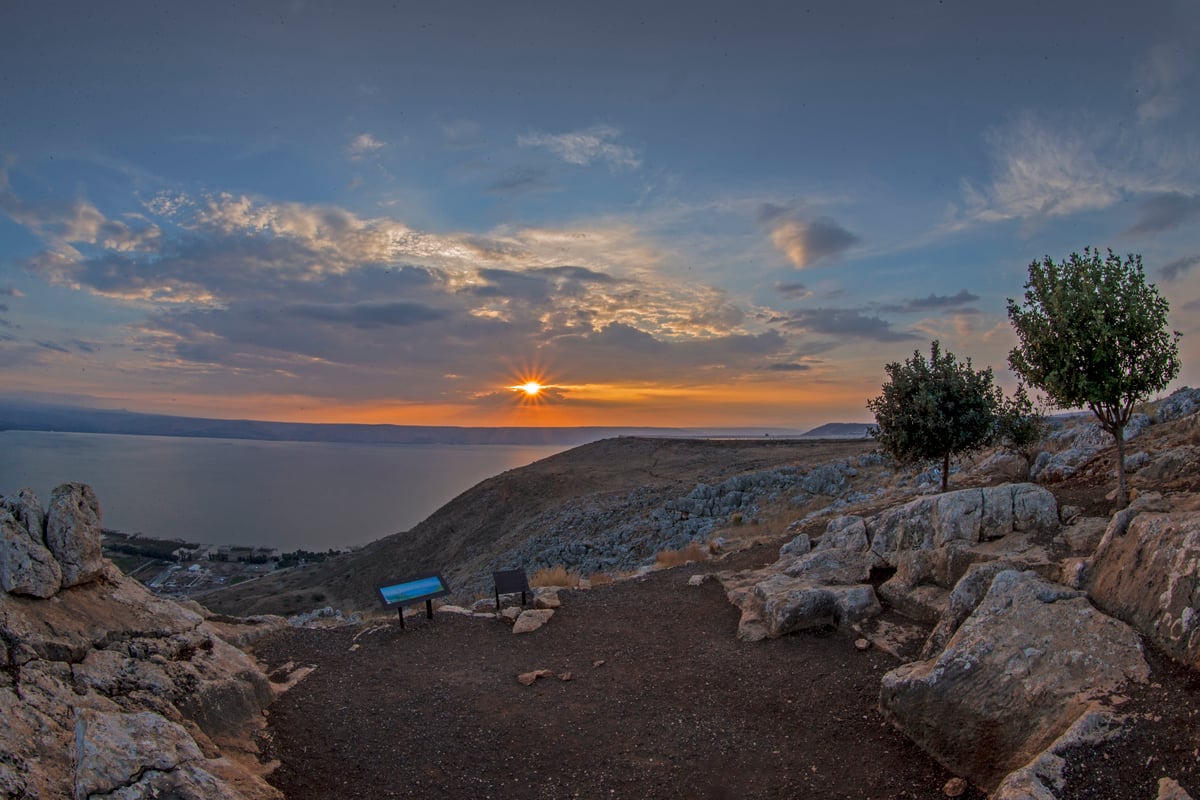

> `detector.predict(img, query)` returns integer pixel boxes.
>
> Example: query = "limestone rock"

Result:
[512,608,554,634]
[1086,507,1200,669]
[1155,387,1200,423]
[867,484,1057,561]
[517,668,554,686]
[533,587,561,609]
[921,560,1023,659]
[1,487,46,540]
[754,572,880,637]
[1059,516,1108,555]
[1158,777,1196,800]
[778,532,811,558]
[1137,446,1200,483]
[73,707,205,797]
[816,516,868,552]
[45,482,104,588]
[990,710,1126,800]
[880,570,1148,790]
[0,507,62,597]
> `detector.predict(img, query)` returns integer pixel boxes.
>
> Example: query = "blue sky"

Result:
[2,0,1198,428]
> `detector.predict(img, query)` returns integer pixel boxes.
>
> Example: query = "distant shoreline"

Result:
[0,398,870,446]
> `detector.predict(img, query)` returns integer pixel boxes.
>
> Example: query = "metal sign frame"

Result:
[376,574,451,628]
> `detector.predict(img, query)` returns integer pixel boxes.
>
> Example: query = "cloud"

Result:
[774,282,811,300]
[283,302,449,328]
[961,116,1120,225]
[1126,192,1200,235]
[1162,254,1200,281]
[766,362,811,372]
[485,168,560,196]
[0,287,19,297]
[1135,44,1191,124]
[518,125,641,169]
[878,290,981,314]
[346,133,386,159]
[780,308,918,342]
[766,216,859,269]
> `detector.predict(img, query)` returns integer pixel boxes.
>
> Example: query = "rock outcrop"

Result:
[0,484,281,800]
[879,570,1149,791]
[718,483,1059,641]
[1086,499,1200,669]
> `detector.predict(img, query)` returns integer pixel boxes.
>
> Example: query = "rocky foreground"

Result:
[2,387,1200,797]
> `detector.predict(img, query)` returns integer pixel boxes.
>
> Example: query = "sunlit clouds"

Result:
[2,1,1200,428]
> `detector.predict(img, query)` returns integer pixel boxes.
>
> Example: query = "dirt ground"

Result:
[252,543,986,800]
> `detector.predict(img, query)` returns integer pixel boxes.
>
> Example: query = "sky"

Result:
[2,0,1199,430]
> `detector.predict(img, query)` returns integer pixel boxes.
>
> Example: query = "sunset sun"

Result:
[520,381,542,397]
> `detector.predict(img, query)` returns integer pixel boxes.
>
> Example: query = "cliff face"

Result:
[1,484,284,800]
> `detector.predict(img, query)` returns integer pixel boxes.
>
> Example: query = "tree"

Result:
[994,383,1046,479]
[1007,248,1181,508]
[867,340,1003,492]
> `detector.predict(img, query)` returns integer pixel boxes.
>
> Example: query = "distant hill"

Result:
[801,422,873,439]
[0,398,807,446]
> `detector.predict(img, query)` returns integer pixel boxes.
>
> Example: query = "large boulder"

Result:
[1,487,46,539]
[1086,505,1200,669]
[867,484,1057,561]
[0,508,62,598]
[44,482,105,588]
[880,570,1148,790]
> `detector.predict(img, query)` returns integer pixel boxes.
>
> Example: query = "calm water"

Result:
[0,431,566,550]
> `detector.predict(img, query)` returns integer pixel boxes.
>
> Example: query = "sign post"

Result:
[376,574,452,629]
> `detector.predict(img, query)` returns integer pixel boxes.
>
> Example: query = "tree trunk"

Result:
[1115,425,1129,509]
[942,451,950,493]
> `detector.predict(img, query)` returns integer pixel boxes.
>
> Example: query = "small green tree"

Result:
[867,340,1002,492]
[994,383,1046,479]
[1007,248,1181,508]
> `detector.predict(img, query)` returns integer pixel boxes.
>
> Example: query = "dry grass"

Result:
[654,541,710,569]
[587,572,614,586]
[529,565,582,588]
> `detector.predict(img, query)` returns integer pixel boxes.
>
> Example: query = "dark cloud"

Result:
[761,207,860,268]
[69,339,99,353]
[775,282,810,299]
[1184,297,1200,311]
[35,340,70,353]
[485,168,559,195]
[766,362,811,371]
[283,302,449,328]
[0,303,7,313]
[878,290,981,313]
[1126,192,1200,236]
[780,308,918,342]
[1161,254,1200,281]
[0,287,16,296]
[465,268,552,302]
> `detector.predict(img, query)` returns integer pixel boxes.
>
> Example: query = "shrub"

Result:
[530,565,582,588]
[654,541,709,568]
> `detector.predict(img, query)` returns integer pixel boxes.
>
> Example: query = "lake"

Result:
[0,431,568,550]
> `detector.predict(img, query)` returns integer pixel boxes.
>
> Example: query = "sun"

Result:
[506,372,555,406]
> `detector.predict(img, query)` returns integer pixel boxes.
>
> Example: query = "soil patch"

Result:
[253,560,983,800]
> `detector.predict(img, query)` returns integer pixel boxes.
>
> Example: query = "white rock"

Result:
[511,609,555,634]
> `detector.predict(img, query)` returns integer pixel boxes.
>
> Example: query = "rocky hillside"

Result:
[195,436,876,616]
[1,483,292,799]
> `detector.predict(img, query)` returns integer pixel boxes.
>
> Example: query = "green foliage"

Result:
[1007,248,1181,506]
[867,340,1002,491]
[995,383,1046,474]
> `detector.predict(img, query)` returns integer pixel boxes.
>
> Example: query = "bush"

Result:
[530,565,582,588]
